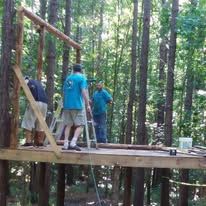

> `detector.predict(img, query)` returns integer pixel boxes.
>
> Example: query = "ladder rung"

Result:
[56,119,63,122]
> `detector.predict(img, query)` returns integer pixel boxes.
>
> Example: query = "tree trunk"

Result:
[56,165,65,206]
[134,0,151,205]
[45,0,58,111]
[96,0,104,77]
[37,0,47,80]
[39,1,58,205]
[38,163,51,206]
[153,0,168,187]
[161,169,170,206]
[111,166,121,205]
[123,0,138,205]
[57,1,72,204]
[109,0,130,142]
[62,0,71,83]
[179,169,189,206]
[0,0,14,205]
[162,0,179,205]
[40,0,47,20]
[179,33,195,206]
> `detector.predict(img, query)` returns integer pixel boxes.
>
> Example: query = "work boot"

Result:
[34,132,39,146]
[22,129,33,146]
[34,131,45,146]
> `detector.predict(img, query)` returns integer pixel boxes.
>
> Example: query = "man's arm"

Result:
[82,88,91,112]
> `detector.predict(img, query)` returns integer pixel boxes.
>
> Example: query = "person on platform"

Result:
[62,64,91,151]
[91,81,112,143]
[21,77,48,146]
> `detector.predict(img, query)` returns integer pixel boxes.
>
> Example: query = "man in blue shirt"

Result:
[63,64,91,151]
[21,77,48,146]
[91,81,112,143]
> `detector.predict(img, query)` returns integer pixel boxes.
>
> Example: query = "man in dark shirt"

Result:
[21,77,48,146]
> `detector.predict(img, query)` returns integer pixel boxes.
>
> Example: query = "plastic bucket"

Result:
[179,137,192,149]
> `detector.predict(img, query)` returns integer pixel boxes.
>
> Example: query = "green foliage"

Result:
[2,0,206,204]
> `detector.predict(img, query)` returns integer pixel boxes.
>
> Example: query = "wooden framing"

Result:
[21,7,81,50]
[8,7,205,170]
[10,8,24,148]
[11,6,81,156]
[13,65,61,158]
[0,147,206,169]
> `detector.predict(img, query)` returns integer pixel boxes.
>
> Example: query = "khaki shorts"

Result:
[21,101,48,131]
[63,109,85,126]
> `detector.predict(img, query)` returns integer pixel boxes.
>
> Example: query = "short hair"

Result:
[73,64,83,72]
[97,80,104,84]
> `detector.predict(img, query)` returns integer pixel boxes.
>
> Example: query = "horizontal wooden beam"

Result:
[0,147,206,169]
[20,6,81,50]
[57,141,171,151]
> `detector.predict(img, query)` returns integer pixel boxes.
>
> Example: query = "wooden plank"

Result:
[21,6,81,50]
[10,8,24,149]
[13,65,61,158]
[56,141,170,151]
[0,147,206,169]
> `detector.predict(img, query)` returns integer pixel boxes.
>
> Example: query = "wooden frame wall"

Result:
[11,7,81,157]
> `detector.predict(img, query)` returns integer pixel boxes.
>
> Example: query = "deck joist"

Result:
[0,146,206,169]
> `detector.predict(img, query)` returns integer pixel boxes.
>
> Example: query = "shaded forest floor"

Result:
[65,191,113,206]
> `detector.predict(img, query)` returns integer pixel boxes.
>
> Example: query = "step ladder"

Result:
[49,100,63,138]
[84,107,98,149]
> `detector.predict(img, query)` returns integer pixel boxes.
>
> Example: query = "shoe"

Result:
[68,144,81,151]
[21,142,33,147]
[63,140,69,150]
[35,143,44,147]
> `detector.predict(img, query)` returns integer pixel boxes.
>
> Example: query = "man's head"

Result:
[96,81,103,90]
[24,76,30,84]
[73,64,83,72]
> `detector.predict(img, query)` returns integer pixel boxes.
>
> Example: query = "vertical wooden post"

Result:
[76,49,81,63]
[37,26,45,81]
[10,7,24,148]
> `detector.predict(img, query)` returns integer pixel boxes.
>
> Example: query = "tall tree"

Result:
[161,0,179,205]
[153,0,169,187]
[0,0,14,205]
[179,1,197,205]
[123,0,138,205]
[39,0,58,205]
[96,0,104,77]
[57,1,72,205]
[62,0,71,83]
[134,0,151,205]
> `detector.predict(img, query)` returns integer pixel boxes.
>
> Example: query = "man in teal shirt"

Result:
[91,81,112,143]
[63,64,91,150]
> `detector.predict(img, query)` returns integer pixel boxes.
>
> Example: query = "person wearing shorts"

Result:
[21,77,48,146]
[62,64,91,151]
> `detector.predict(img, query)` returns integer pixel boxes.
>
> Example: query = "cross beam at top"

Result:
[20,6,81,50]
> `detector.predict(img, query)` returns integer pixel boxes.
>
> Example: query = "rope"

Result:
[88,148,103,206]
[163,176,206,187]
[84,107,102,205]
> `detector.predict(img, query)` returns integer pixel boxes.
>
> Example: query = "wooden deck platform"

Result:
[0,145,206,169]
